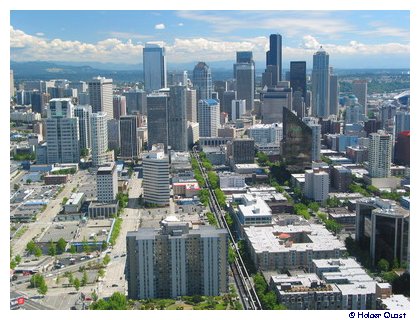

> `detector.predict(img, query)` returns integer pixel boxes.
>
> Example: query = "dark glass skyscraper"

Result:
[168,85,188,151]
[266,34,282,84]
[290,61,307,103]
[281,107,313,172]
[147,93,169,152]
[120,115,139,159]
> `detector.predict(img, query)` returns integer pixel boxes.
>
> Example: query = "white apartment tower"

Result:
[304,169,329,202]
[368,131,392,178]
[91,112,109,166]
[143,145,170,206]
[198,99,220,137]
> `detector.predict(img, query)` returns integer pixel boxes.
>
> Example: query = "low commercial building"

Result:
[234,163,260,174]
[173,182,200,198]
[244,224,346,271]
[327,208,356,232]
[232,193,272,226]
[44,174,69,185]
[64,193,86,213]
[88,201,118,219]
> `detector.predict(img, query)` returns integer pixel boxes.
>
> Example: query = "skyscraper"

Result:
[126,219,229,299]
[329,74,339,116]
[10,70,15,97]
[74,105,92,153]
[88,77,113,121]
[168,85,188,151]
[198,99,220,137]
[368,131,392,178]
[312,47,330,118]
[96,162,118,203]
[107,119,120,154]
[91,112,109,166]
[147,93,169,151]
[235,62,255,111]
[143,43,167,92]
[266,34,282,85]
[186,88,197,123]
[113,95,127,119]
[231,99,246,121]
[261,85,292,124]
[353,80,368,115]
[142,145,170,206]
[302,117,321,162]
[290,61,307,104]
[45,98,80,164]
[193,62,212,102]
[120,115,139,159]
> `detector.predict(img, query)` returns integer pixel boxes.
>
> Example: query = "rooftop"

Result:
[380,295,410,310]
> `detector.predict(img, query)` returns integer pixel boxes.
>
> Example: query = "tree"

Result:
[92,290,98,302]
[13,183,20,191]
[48,241,57,256]
[73,277,80,291]
[98,268,105,278]
[90,292,127,310]
[101,241,108,251]
[57,238,67,253]
[38,282,48,296]
[14,255,22,264]
[70,245,77,254]
[61,197,69,205]
[34,246,42,258]
[82,238,90,253]
[26,240,36,254]
[308,202,320,213]
[378,259,390,272]
[81,270,88,286]
[26,179,32,184]
[30,274,47,293]
[103,254,111,265]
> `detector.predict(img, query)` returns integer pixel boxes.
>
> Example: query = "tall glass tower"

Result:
[312,47,330,118]
[193,62,212,102]
[266,34,282,84]
[143,43,167,92]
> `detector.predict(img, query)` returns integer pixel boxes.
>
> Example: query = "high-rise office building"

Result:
[120,115,139,159]
[394,110,410,136]
[231,138,255,164]
[113,95,127,119]
[312,47,330,118]
[193,62,212,102]
[97,162,118,203]
[10,70,15,97]
[168,85,188,152]
[222,91,237,119]
[329,74,339,116]
[352,80,368,115]
[74,105,92,153]
[126,219,229,299]
[198,99,220,137]
[30,91,50,114]
[394,131,410,166]
[147,93,169,152]
[69,81,87,94]
[186,88,197,123]
[281,107,313,172]
[123,88,147,115]
[266,34,282,85]
[143,43,167,92]
[302,117,321,162]
[107,119,120,153]
[231,99,246,121]
[167,70,188,86]
[290,61,307,104]
[142,145,170,206]
[235,63,255,111]
[368,131,392,178]
[355,198,409,266]
[88,77,113,121]
[45,98,80,164]
[261,84,292,124]
[91,112,109,166]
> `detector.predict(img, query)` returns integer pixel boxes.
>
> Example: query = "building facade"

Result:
[198,99,220,137]
[88,77,113,121]
[143,146,170,206]
[143,43,167,92]
[312,47,330,118]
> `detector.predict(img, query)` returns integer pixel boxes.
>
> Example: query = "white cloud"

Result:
[10,27,409,66]
[35,32,44,36]
[178,23,184,27]
[107,31,152,40]
[155,23,165,30]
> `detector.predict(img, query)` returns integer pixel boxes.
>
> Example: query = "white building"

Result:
[368,131,392,178]
[143,145,170,206]
[219,172,246,189]
[88,77,113,121]
[232,193,272,226]
[91,112,109,166]
[231,99,246,121]
[198,99,220,137]
[187,121,200,147]
[248,123,282,145]
[304,169,329,202]
[97,162,118,203]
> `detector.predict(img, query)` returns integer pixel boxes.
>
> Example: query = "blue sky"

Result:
[10,10,410,68]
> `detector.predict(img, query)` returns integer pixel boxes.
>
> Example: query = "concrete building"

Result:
[147,92,169,152]
[143,145,170,206]
[198,99,220,137]
[352,80,368,115]
[261,85,292,124]
[232,193,272,226]
[355,198,409,266]
[126,218,229,299]
[113,95,127,119]
[187,122,200,147]
[97,162,118,203]
[168,85,188,151]
[331,166,352,192]
[368,131,392,178]
[231,99,246,121]
[91,112,110,166]
[186,88,197,122]
[235,62,254,111]
[64,193,86,213]
[312,47,330,118]
[244,223,346,271]
[219,172,246,189]
[45,98,80,164]
[329,74,339,116]
[173,182,200,198]
[222,91,237,118]
[88,77,113,121]
[123,88,147,115]
[230,138,255,164]
[107,119,120,153]
[143,43,167,92]
[120,115,139,159]
[304,169,329,202]
[74,105,92,153]
[248,123,282,145]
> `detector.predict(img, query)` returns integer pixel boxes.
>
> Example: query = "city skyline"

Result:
[10,10,410,69]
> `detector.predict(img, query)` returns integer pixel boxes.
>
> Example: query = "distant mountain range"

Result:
[11,60,409,84]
